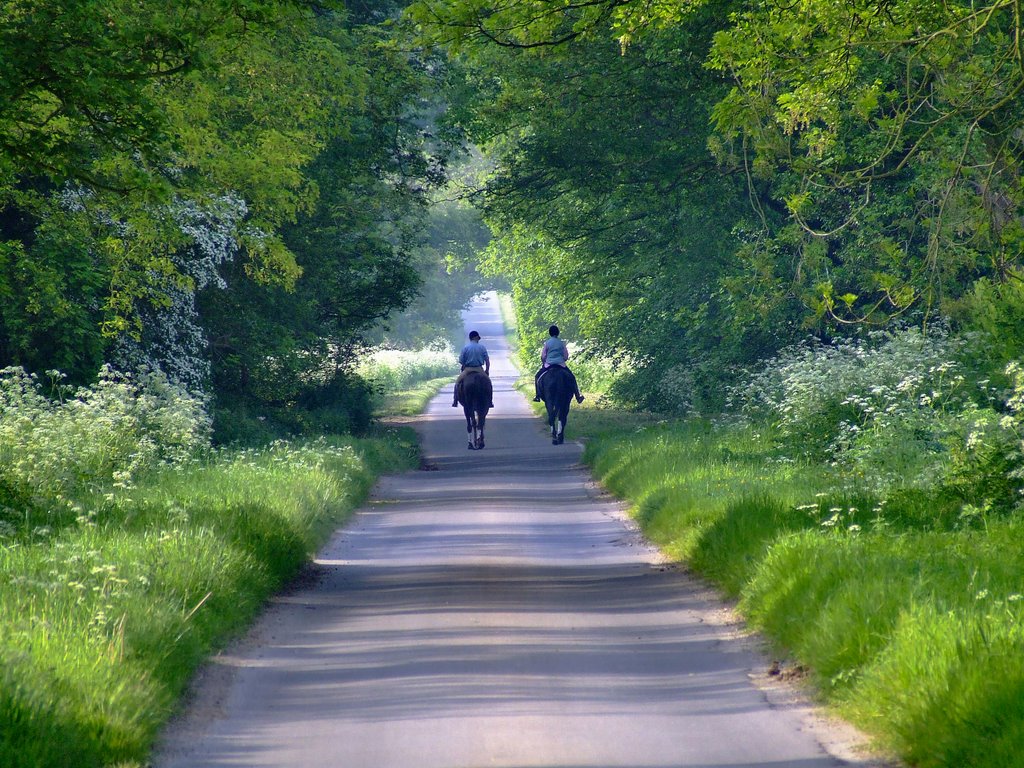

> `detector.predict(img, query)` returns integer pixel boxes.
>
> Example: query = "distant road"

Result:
[156,291,863,768]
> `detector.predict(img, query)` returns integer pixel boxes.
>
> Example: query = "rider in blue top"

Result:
[458,332,490,369]
[533,325,584,404]
[453,331,493,407]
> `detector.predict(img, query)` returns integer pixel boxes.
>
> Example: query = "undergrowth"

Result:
[0,435,416,768]
[577,410,1024,768]
[0,362,421,767]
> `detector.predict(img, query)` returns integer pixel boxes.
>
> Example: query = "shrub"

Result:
[731,327,977,491]
[949,270,1024,382]
[0,366,210,515]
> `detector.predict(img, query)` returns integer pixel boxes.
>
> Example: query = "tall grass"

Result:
[577,407,1024,768]
[358,342,455,394]
[0,436,416,768]
[357,342,458,417]
[0,363,418,767]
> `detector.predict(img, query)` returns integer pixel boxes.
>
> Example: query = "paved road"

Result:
[156,293,862,768]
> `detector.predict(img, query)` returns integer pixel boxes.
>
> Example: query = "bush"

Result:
[357,341,455,394]
[0,366,210,513]
[949,270,1024,382]
[211,373,375,445]
[730,327,978,491]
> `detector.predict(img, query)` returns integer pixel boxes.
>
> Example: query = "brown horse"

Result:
[458,370,492,449]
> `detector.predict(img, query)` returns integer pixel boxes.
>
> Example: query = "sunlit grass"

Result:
[577,411,1024,768]
[496,292,519,359]
[358,344,454,395]
[377,375,451,417]
[0,434,417,768]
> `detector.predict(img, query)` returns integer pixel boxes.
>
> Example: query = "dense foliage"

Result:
[410,0,1024,410]
[0,0,472,438]
[0,336,437,767]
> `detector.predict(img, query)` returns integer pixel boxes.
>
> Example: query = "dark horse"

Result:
[458,370,491,450]
[538,366,574,445]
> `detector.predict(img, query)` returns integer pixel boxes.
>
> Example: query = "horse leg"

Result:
[476,412,485,449]
[555,404,569,445]
[465,411,475,450]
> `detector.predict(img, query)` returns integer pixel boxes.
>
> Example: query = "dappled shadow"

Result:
[155,294,846,768]
[176,557,843,766]
[165,555,844,767]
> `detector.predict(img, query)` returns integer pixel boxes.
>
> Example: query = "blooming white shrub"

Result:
[357,341,455,393]
[113,194,249,394]
[730,327,974,489]
[0,366,211,508]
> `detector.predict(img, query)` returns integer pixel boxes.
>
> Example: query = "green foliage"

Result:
[949,271,1024,382]
[209,373,376,445]
[0,435,413,768]
[197,13,453,419]
[0,366,210,524]
[732,328,968,459]
[578,410,1024,768]
[707,0,1024,325]
[414,0,1024,414]
[1,1,452,432]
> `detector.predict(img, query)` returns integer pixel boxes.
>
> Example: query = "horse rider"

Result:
[533,325,584,404]
[453,330,494,407]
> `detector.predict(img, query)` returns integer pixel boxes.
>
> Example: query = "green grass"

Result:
[496,292,520,360]
[375,375,451,417]
[0,433,417,768]
[577,412,1024,768]
[359,346,454,395]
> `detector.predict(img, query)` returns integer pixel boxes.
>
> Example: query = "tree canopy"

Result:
[0,0,464,436]
[3,0,1023,422]
[409,0,1024,409]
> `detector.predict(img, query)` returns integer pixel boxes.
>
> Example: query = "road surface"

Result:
[156,292,876,768]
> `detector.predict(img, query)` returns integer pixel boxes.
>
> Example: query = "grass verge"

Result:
[375,376,451,418]
[0,432,417,768]
[575,411,1024,768]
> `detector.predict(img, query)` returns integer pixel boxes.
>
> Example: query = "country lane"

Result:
[154,292,875,768]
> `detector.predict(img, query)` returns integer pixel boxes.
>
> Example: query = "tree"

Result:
[199,12,455,427]
[708,0,1024,326]
[424,1,773,409]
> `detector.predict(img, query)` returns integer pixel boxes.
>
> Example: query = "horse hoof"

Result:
[467,443,474,450]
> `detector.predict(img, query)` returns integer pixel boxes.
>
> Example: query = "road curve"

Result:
[156,292,862,768]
